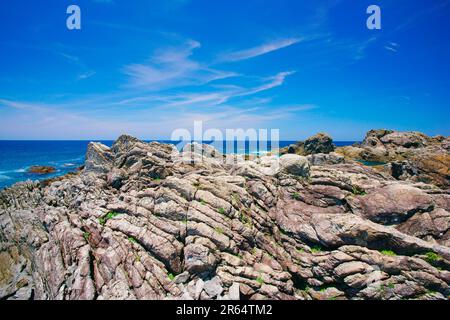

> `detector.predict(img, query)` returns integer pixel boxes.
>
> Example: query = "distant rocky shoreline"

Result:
[0,129,449,300]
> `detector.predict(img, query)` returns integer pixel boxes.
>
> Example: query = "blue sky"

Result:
[0,0,449,140]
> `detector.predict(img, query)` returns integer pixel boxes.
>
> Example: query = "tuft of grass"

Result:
[128,236,138,244]
[99,211,122,225]
[152,176,162,182]
[352,185,367,196]
[425,251,442,264]
[310,246,323,254]
[168,273,175,281]
[200,199,207,205]
[251,247,257,255]
[291,192,301,201]
[380,250,397,257]
[239,212,252,227]
[217,207,226,215]
[233,252,243,260]
[387,283,395,289]
[256,276,264,285]
[83,232,90,241]
[215,227,224,235]
[296,248,305,253]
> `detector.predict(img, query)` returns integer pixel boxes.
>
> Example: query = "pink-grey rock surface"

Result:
[0,132,449,300]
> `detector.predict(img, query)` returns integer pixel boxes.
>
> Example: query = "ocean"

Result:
[0,140,356,189]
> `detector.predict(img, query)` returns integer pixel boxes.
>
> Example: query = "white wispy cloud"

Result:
[236,71,295,97]
[124,40,237,90]
[384,42,399,53]
[78,70,96,80]
[219,38,302,62]
[1,36,306,139]
[384,46,398,53]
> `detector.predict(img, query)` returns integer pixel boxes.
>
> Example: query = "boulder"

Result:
[307,152,344,166]
[184,243,217,274]
[27,166,56,175]
[279,154,310,177]
[304,133,335,155]
[84,142,113,174]
[203,276,223,298]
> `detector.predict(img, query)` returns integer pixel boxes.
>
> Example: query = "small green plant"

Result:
[218,207,226,215]
[233,252,243,259]
[425,252,442,264]
[83,232,90,241]
[296,248,305,253]
[215,227,224,234]
[200,199,207,205]
[153,178,161,182]
[256,276,264,285]
[99,211,121,225]
[128,236,137,244]
[251,247,257,255]
[291,192,301,200]
[239,212,252,227]
[387,283,395,289]
[352,185,367,196]
[380,250,397,257]
[168,273,175,281]
[193,182,201,188]
[310,246,322,254]
[182,217,188,224]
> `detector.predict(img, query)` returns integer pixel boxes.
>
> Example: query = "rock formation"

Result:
[336,130,450,188]
[27,166,56,175]
[281,133,335,156]
[0,131,449,300]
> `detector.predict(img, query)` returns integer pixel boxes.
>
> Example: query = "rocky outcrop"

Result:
[335,130,449,188]
[281,133,335,156]
[0,133,449,300]
[304,133,335,155]
[27,166,56,175]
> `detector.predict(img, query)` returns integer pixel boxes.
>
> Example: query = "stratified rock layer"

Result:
[336,130,450,188]
[1,133,449,300]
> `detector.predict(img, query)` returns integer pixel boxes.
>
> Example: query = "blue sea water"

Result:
[0,140,356,189]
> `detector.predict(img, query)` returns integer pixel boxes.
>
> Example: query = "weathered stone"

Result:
[279,154,310,177]
[1,132,449,301]
[204,276,223,298]
[304,133,335,155]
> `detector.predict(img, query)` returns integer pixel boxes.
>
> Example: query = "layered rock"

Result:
[335,130,450,188]
[281,133,335,156]
[0,133,449,300]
